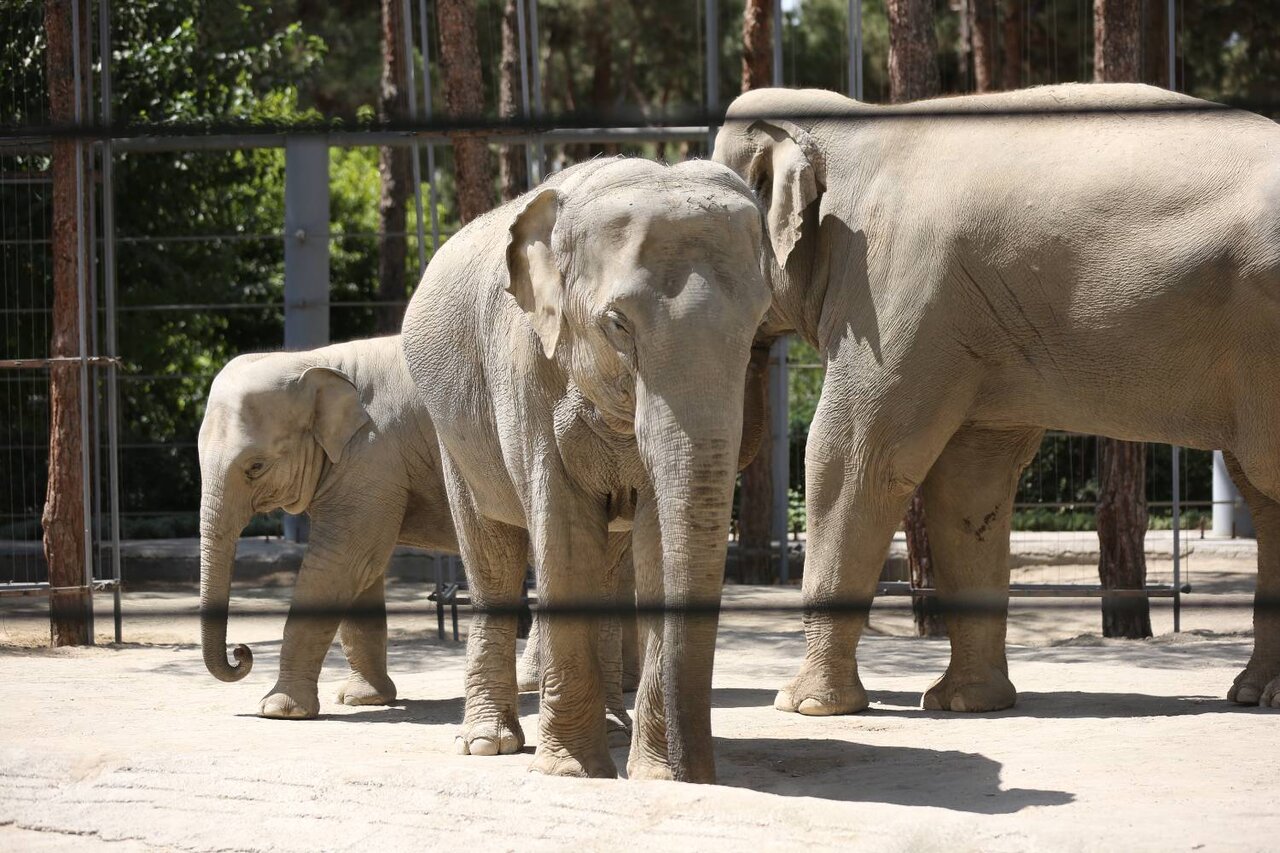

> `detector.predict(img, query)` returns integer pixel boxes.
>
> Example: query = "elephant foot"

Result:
[606,706,632,747]
[922,666,1016,712]
[530,740,617,778]
[259,683,320,719]
[626,756,674,782]
[774,662,868,716]
[455,716,524,757]
[1228,659,1280,707]
[336,672,396,707]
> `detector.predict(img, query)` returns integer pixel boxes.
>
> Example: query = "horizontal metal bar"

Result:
[875,582,1184,598]
[0,579,120,598]
[0,356,121,369]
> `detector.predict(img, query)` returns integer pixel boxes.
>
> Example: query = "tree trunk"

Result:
[377,0,411,333]
[970,0,998,92]
[741,0,773,92]
[1093,0,1151,639]
[1093,0,1141,83]
[886,0,940,103]
[498,0,528,202]
[1096,439,1153,638]
[43,0,90,646]
[1140,0,1169,87]
[999,0,1023,90]
[887,0,942,636]
[734,0,778,584]
[588,0,614,156]
[436,0,493,223]
[905,488,946,637]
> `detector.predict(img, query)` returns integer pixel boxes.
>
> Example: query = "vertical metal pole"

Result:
[528,0,545,181]
[848,0,863,100]
[417,0,441,253]
[770,337,790,581]
[100,0,122,643]
[400,0,427,275]
[1172,445,1181,633]
[71,0,95,643]
[283,137,330,543]
[772,0,783,87]
[515,0,534,189]
[1167,0,1176,90]
[705,0,719,151]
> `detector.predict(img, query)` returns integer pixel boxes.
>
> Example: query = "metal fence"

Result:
[0,0,1260,642]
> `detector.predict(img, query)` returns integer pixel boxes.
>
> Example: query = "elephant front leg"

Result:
[261,568,350,719]
[529,493,615,779]
[919,427,1042,713]
[336,578,397,706]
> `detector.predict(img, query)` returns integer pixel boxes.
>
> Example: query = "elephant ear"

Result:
[505,187,564,359]
[747,120,824,267]
[299,366,370,465]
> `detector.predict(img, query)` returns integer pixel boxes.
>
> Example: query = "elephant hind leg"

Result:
[920,426,1043,713]
[337,578,397,706]
[1221,452,1280,708]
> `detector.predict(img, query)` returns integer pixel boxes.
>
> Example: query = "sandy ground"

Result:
[1,556,1277,852]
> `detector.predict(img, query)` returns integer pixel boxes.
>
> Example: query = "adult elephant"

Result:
[713,83,1280,715]
[402,158,771,781]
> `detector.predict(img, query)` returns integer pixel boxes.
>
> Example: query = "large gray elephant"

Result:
[401,158,771,781]
[713,83,1280,714]
[198,335,639,735]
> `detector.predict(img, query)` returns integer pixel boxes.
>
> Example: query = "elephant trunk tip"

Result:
[207,643,254,682]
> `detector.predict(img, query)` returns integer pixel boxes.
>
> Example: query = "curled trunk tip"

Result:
[206,642,253,682]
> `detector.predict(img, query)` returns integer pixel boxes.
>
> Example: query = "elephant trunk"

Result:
[199,485,253,682]
[637,379,744,784]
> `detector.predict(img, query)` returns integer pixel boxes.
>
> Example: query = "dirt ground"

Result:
[2,555,1277,851]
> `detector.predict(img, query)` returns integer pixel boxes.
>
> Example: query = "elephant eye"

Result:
[601,309,634,353]
[246,461,266,478]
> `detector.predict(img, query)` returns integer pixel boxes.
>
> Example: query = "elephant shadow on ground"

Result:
[867,689,1260,719]
[312,690,541,725]
[713,736,1073,813]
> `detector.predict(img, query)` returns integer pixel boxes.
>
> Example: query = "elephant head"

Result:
[713,88,853,338]
[505,158,772,780]
[196,351,370,682]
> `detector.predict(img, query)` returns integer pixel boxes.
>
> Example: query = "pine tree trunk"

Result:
[905,488,946,637]
[498,0,528,202]
[970,0,997,92]
[735,0,778,584]
[1093,0,1141,82]
[43,0,90,646]
[999,0,1023,90]
[741,0,773,92]
[886,0,940,103]
[437,0,494,223]
[1096,439,1153,638]
[1093,0,1151,639]
[377,0,411,332]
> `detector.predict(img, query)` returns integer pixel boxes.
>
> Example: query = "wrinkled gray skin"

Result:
[714,83,1280,714]
[402,158,771,781]
[199,336,636,733]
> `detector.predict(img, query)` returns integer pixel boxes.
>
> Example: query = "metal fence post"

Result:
[1172,444,1181,633]
[282,136,330,543]
[100,0,122,643]
[848,0,863,100]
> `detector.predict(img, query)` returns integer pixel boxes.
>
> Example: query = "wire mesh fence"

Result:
[1,0,1271,643]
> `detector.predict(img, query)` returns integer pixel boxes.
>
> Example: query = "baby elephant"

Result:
[197,335,457,718]
[198,335,634,737]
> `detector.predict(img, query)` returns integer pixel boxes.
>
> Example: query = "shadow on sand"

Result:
[714,736,1072,813]
[866,689,1260,719]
